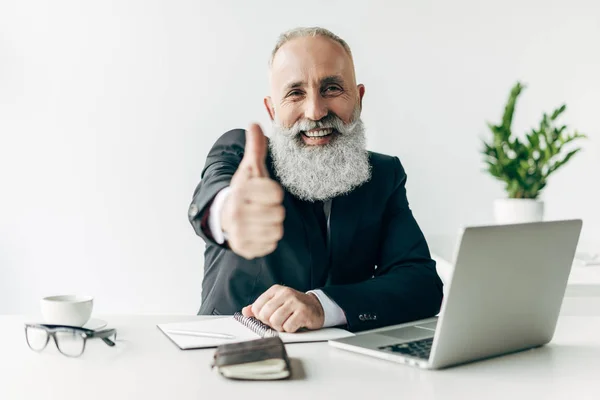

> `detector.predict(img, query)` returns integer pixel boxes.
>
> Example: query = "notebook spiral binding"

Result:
[233,312,279,338]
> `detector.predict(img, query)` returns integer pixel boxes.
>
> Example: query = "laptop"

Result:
[329,220,582,369]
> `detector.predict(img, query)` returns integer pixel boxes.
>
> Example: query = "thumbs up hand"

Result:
[221,124,286,259]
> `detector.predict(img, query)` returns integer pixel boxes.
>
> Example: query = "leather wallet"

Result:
[211,336,291,380]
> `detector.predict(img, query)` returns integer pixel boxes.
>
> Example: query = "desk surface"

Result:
[1,315,599,400]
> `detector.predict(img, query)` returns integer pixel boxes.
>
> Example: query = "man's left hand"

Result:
[242,285,324,332]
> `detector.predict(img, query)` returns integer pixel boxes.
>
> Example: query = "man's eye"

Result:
[287,90,303,97]
[324,86,342,93]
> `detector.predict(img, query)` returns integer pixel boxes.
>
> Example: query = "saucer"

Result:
[83,318,108,331]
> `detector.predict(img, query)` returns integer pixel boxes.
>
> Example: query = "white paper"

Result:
[157,316,354,350]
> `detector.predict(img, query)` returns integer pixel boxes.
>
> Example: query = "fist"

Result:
[242,285,325,332]
[221,123,286,259]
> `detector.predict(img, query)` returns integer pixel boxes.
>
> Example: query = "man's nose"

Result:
[304,94,328,121]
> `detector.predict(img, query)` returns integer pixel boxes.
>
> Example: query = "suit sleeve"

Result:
[320,157,444,331]
[188,129,246,246]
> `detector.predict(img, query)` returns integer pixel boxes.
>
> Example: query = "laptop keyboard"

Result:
[378,337,433,360]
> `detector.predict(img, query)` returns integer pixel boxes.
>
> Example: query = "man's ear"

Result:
[357,84,366,108]
[264,96,275,121]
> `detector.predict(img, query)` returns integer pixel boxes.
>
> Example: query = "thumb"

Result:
[241,123,268,178]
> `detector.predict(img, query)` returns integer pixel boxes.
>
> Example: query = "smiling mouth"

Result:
[301,128,335,138]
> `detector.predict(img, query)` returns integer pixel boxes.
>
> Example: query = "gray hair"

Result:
[269,27,353,66]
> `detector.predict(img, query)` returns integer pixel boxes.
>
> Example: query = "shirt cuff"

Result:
[208,186,232,245]
[308,289,347,327]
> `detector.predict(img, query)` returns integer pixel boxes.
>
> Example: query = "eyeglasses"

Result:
[24,323,117,358]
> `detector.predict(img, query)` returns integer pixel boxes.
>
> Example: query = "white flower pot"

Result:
[493,198,544,225]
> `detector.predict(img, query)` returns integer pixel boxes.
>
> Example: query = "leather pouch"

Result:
[211,336,291,380]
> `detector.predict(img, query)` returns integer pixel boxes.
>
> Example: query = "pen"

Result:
[166,329,236,339]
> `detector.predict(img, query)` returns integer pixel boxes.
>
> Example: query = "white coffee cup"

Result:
[40,295,94,327]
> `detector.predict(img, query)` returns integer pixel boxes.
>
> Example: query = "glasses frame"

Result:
[24,323,117,358]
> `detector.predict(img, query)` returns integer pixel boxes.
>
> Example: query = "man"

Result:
[188,27,443,333]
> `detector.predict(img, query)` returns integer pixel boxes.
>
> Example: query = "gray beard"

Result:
[268,113,371,202]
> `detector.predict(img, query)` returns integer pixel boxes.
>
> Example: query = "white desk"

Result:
[1,315,600,400]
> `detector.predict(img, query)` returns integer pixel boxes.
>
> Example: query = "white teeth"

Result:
[304,128,333,137]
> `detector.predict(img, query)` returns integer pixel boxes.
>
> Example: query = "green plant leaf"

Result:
[547,148,582,176]
[550,104,566,120]
[501,82,525,133]
[526,131,540,148]
[562,132,588,145]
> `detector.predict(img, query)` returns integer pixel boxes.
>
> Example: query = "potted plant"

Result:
[482,82,587,224]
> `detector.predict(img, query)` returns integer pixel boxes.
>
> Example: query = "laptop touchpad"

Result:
[415,321,438,330]
[379,326,434,341]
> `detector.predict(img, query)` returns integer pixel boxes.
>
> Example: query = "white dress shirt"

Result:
[207,187,347,327]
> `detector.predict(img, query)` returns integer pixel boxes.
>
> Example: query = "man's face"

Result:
[265,36,365,146]
[264,35,371,202]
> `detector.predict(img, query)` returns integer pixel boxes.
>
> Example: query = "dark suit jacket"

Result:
[188,129,443,332]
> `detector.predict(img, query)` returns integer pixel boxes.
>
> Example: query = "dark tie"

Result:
[312,200,327,245]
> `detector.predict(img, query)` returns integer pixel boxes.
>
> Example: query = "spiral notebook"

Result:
[157,312,354,350]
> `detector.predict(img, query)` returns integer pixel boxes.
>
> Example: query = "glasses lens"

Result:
[55,330,85,357]
[26,326,49,351]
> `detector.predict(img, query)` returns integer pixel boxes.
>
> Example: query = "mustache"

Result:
[277,109,361,137]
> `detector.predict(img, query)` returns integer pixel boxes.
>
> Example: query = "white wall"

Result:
[1,0,598,314]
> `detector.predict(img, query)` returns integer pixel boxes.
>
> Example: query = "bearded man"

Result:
[188,27,443,333]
